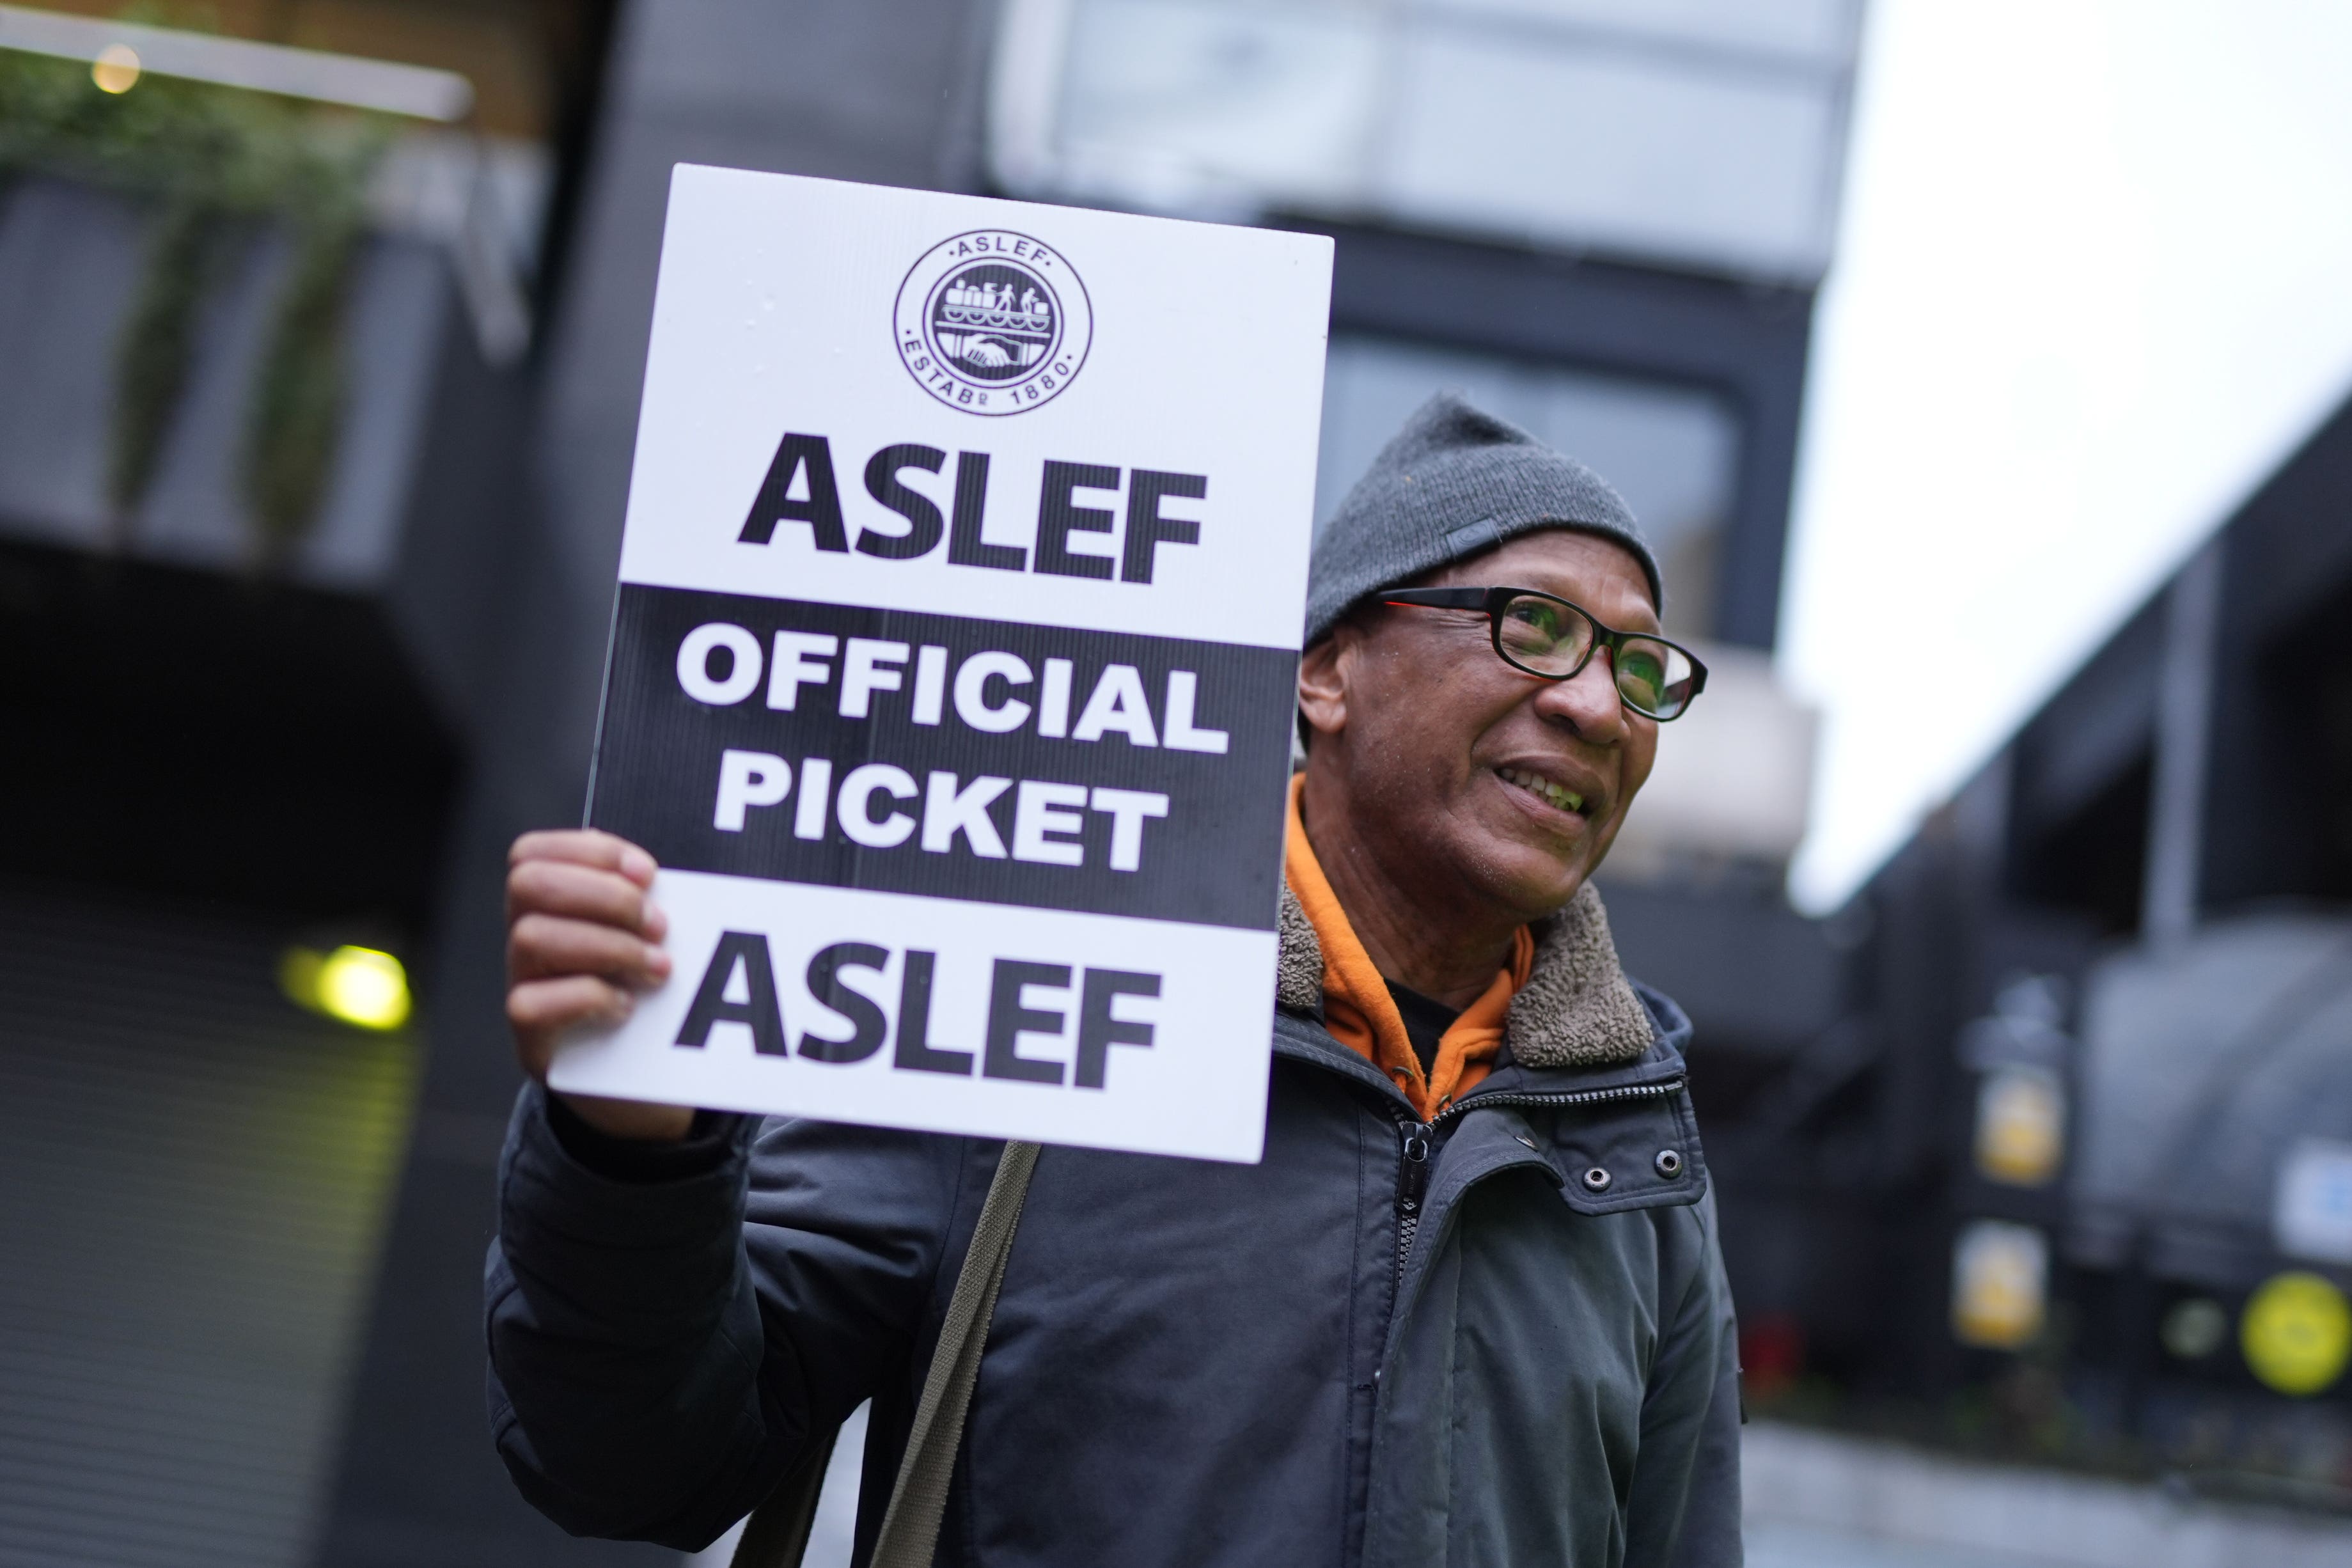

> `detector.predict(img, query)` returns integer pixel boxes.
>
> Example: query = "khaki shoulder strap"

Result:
[732,1140,1042,1568]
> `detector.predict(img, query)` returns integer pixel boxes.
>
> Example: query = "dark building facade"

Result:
[1737,390,2352,1489]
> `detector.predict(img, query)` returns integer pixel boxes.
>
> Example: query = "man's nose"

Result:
[1531,652,1627,741]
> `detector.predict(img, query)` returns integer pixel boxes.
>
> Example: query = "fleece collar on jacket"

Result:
[1276,879,1657,1070]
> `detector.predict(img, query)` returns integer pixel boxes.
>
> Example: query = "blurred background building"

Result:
[0,3,2347,1566]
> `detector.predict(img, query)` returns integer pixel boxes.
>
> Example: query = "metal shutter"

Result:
[0,881,418,1567]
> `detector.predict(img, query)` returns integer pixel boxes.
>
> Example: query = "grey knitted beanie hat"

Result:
[1305,391,1659,646]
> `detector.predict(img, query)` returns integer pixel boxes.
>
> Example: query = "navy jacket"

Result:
[487,887,1742,1567]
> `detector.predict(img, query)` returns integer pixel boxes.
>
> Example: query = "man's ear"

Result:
[1297,634,1349,742]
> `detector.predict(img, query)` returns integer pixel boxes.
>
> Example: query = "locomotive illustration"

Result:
[928,263,1058,377]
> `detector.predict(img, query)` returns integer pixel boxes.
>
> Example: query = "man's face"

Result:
[1301,529,1661,921]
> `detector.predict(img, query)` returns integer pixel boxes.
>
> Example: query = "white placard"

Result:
[548,166,1332,1164]
[553,872,1278,1162]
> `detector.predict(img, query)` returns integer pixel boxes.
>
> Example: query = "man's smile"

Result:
[1493,762,1605,823]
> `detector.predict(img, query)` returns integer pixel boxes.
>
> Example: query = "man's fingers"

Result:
[510,829,658,886]
[508,975,636,1075]
[503,829,673,1090]
[506,856,661,934]
[510,912,672,986]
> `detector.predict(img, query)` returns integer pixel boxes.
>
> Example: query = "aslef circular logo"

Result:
[895,230,1091,416]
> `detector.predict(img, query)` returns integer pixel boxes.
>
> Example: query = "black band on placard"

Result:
[589,584,1294,930]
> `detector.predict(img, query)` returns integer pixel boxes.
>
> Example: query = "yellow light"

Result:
[280,945,412,1031]
[2241,1271,2351,1397]
[91,43,141,94]
[1974,1065,2065,1186]
[1951,1219,2047,1350]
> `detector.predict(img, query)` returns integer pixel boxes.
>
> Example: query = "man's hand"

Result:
[506,829,694,1141]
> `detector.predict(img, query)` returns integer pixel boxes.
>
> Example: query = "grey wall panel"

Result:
[0,881,418,1567]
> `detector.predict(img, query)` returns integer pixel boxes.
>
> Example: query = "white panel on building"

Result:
[994,0,1861,283]
[2276,1138,2352,1266]
[1054,0,1384,213]
[1420,0,1858,65]
[1383,26,1844,277]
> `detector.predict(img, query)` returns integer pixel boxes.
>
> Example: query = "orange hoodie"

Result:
[1284,775,1533,1121]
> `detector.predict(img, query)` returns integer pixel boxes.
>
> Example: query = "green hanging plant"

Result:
[1,33,393,562]
[107,200,212,527]
[244,193,365,562]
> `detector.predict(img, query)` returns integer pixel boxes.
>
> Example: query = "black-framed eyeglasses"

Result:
[1380,586,1709,721]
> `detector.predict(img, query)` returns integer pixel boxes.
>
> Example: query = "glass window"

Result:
[1315,334,1739,637]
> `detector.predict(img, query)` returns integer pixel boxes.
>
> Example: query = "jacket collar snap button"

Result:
[1654,1149,1684,1179]
[1581,1166,1612,1193]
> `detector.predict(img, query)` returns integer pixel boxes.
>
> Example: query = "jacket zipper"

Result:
[1393,1124,1432,1290]
[1390,1078,1685,1286]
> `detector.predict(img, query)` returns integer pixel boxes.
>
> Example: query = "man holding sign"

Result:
[489,167,1737,1568]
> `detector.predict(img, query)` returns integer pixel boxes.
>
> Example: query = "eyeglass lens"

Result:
[1495,593,1698,719]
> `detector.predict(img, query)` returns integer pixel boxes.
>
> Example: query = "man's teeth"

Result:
[1499,767,1585,814]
